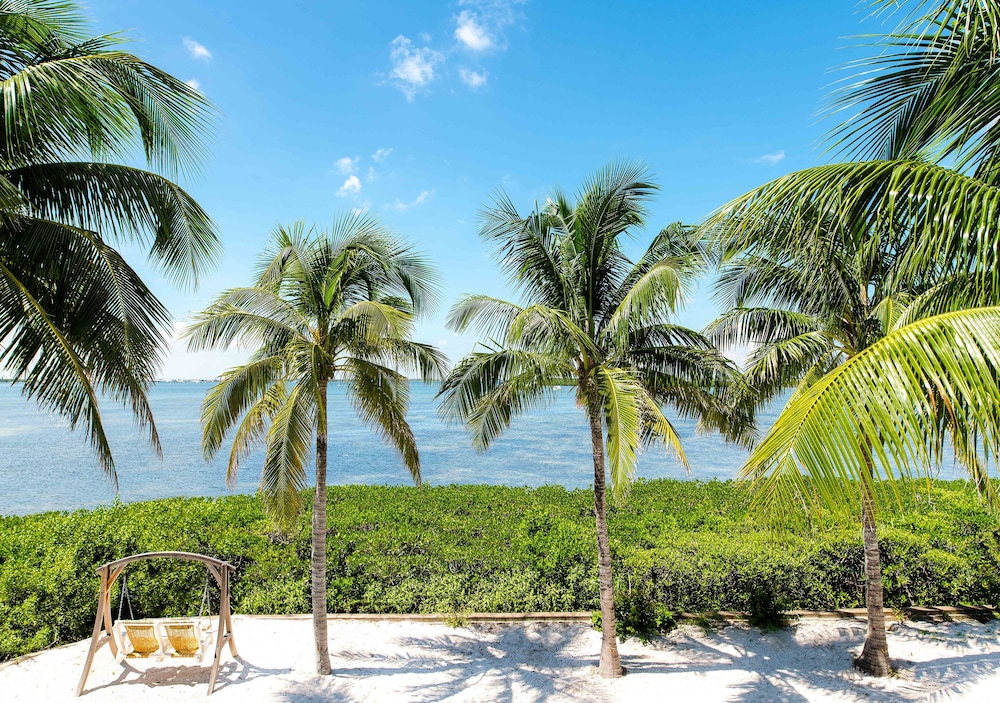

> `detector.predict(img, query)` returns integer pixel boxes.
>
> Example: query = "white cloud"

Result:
[437,339,449,347]
[183,37,212,61]
[459,68,488,89]
[367,166,377,181]
[455,11,493,51]
[185,78,200,90]
[392,189,434,210]
[388,36,443,100]
[335,156,359,174]
[754,150,786,165]
[337,175,362,197]
[372,147,393,162]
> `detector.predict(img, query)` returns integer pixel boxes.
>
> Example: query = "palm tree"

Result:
[700,0,1000,676]
[705,203,999,674]
[438,162,750,677]
[723,305,1000,668]
[0,0,219,483]
[184,218,446,675]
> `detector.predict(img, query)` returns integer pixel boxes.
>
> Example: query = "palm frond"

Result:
[8,162,220,287]
[597,366,681,498]
[0,42,214,175]
[200,353,288,462]
[0,257,114,480]
[446,294,525,339]
[436,346,572,450]
[743,331,835,404]
[184,287,310,352]
[743,307,1000,516]
[477,190,568,309]
[704,307,821,351]
[829,1,1000,177]
[260,380,316,527]
[705,160,1000,285]
[893,272,1000,329]
[344,357,420,484]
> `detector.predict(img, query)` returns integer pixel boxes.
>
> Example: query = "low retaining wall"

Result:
[250,605,998,624]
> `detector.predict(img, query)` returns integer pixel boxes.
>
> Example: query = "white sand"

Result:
[3,616,1000,702]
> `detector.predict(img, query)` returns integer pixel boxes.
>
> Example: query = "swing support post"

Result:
[75,552,238,697]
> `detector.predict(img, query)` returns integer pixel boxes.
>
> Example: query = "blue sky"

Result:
[87,0,878,379]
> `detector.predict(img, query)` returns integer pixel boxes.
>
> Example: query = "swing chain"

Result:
[197,570,211,618]
[117,569,212,622]
[117,573,134,621]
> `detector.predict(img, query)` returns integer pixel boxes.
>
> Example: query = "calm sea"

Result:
[1,381,784,516]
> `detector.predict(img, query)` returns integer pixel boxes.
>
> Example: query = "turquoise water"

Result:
[1,382,781,516]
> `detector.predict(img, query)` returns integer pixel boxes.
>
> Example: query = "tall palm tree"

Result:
[184,218,446,675]
[701,0,1000,676]
[706,204,998,674]
[727,307,1000,668]
[438,162,750,677]
[0,0,219,483]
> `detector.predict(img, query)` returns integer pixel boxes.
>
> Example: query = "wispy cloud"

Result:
[455,10,493,51]
[337,175,362,197]
[185,78,201,91]
[754,150,786,165]
[335,156,359,174]
[183,37,212,61]
[388,36,444,100]
[382,2,522,99]
[372,147,393,163]
[392,189,434,211]
[367,166,377,181]
[459,68,488,89]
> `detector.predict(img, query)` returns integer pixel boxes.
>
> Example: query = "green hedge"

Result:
[1,480,998,659]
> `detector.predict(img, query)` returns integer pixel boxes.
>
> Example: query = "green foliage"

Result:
[0,0,220,484]
[1,479,999,660]
[592,571,677,644]
[185,218,445,525]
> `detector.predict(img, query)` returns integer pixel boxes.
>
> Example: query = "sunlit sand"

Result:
[4,616,1000,702]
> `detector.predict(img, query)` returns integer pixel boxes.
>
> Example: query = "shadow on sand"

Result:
[271,620,1000,703]
[82,655,291,696]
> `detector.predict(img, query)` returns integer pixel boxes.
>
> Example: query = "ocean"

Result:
[0,381,784,516]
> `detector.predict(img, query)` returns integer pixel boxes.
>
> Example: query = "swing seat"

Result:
[162,620,201,657]
[119,621,160,658]
[116,618,214,661]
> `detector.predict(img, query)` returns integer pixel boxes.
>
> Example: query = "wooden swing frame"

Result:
[75,552,239,697]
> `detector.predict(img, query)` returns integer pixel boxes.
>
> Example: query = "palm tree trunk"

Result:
[855,441,892,676]
[588,402,624,678]
[312,380,332,675]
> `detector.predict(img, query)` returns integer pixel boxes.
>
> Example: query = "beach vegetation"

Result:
[2,480,997,661]
[704,0,1000,676]
[437,161,755,676]
[184,219,445,674]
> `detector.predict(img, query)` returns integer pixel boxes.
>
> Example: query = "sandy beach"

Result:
[2,616,999,702]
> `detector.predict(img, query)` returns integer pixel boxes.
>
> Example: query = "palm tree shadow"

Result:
[631,621,1000,703]
[272,620,1000,702]
[274,623,608,703]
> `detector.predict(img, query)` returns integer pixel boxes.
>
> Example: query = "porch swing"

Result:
[115,569,214,660]
[75,552,239,696]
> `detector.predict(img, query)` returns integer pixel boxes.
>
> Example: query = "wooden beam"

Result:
[75,567,110,696]
[97,552,235,573]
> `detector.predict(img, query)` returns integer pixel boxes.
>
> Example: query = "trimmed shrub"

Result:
[1,480,998,660]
